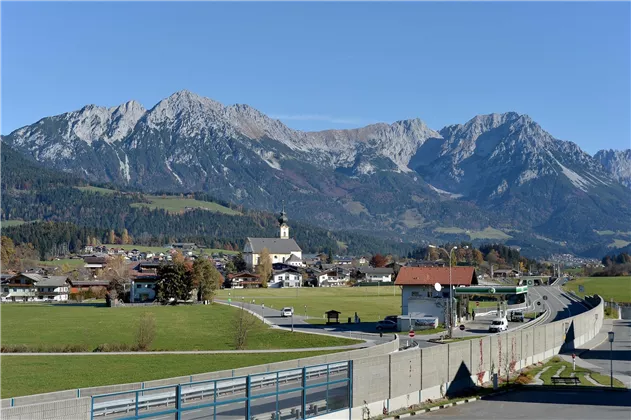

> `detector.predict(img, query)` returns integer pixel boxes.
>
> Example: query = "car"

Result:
[383,315,399,323]
[376,320,398,331]
[510,311,525,322]
[488,317,508,333]
[281,307,293,317]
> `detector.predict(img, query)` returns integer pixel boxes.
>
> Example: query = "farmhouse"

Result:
[228,272,262,289]
[357,267,394,283]
[243,208,302,269]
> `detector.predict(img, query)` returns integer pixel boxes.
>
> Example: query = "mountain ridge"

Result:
[3,90,630,257]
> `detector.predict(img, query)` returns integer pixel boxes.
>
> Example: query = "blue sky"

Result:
[2,2,629,154]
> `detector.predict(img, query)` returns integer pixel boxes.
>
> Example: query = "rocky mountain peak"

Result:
[595,149,631,189]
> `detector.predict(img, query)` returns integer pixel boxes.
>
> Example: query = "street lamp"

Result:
[429,244,468,338]
[608,331,615,387]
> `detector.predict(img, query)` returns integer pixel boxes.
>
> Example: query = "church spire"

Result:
[279,201,289,239]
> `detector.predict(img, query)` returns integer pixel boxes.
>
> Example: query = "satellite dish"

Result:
[434,282,442,292]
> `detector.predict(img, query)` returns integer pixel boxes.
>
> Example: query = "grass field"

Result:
[217,286,402,322]
[1,220,30,227]
[131,195,240,215]
[38,258,85,268]
[434,226,512,240]
[562,276,631,303]
[1,304,358,351]
[609,239,631,248]
[76,186,119,194]
[1,351,340,398]
[100,244,238,256]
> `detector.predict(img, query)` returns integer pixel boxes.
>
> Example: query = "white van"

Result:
[488,317,508,333]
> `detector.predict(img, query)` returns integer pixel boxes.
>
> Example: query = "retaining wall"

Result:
[0,336,399,418]
[317,295,604,420]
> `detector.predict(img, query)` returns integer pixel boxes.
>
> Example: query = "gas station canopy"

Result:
[453,285,528,295]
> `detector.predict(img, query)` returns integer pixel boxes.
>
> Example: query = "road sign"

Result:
[543,295,548,301]
[409,330,415,338]
[476,301,480,307]
[459,324,465,331]
[572,353,576,359]
[228,298,231,303]
[537,301,541,306]
[578,285,585,293]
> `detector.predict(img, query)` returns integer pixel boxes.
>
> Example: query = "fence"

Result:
[90,362,352,420]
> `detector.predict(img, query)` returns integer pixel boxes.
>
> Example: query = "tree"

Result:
[135,312,156,351]
[156,262,193,303]
[121,229,131,245]
[256,248,272,288]
[472,249,484,266]
[108,229,116,244]
[427,247,439,261]
[233,253,247,272]
[1,236,15,269]
[105,256,129,303]
[486,250,499,265]
[370,253,387,268]
[192,259,222,302]
[171,250,185,264]
[234,302,256,350]
[327,248,334,264]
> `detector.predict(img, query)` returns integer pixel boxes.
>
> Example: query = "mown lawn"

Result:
[529,356,625,388]
[38,258,85,268]
[562,276,631,303]
[217,286,402,322]
[1,352,340,398]
[1,304,358,351]
[76,186,119,194]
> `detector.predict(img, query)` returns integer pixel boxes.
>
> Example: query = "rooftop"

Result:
[395,266,477,286]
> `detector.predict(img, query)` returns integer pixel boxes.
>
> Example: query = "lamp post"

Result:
[608,331,615,387]
[429,244,468,338]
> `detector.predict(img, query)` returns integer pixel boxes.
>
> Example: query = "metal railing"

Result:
[91,361,352,420]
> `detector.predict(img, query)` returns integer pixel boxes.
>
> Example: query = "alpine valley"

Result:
[2,90,630,258]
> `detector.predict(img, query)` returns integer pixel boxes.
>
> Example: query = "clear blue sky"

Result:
[2,2,629,153]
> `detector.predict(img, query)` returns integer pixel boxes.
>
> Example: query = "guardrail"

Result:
[91,362,350,419]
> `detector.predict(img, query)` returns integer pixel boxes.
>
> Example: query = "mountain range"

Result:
[3,90,630,257]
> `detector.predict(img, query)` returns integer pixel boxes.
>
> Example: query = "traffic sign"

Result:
[572,353,576,360]
[537,301,541,306]
[409,330,415,338]
[476,302,480,307]
[459,324,465,331]
[578,285,585,293]
[543,295,548,301]
[228,298,231,303]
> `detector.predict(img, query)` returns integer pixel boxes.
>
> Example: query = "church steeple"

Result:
[279,202,289,239]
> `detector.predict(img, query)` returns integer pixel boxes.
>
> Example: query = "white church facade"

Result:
[243,208,302,269]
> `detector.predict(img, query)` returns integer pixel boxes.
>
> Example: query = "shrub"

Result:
[135,312,156,351]
[94,343,132,352]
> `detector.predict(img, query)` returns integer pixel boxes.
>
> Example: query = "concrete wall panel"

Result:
[420,345,447,390]
[389,350,421,398]
[351,355,390,407]
[1,397,90,420]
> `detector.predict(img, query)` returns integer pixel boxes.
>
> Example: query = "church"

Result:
[243,208,302,269]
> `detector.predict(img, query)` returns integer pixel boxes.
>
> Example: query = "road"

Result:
[410,389,630,419]
[578,319,631,387]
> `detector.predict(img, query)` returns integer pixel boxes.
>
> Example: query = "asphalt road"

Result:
[579,319,631,386]
[411,389,631,419]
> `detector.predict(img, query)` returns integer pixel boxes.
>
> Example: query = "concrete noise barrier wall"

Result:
[0,335,399,419]
[316,295,604,420]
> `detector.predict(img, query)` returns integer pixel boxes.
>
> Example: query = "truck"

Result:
[509,311,525,322]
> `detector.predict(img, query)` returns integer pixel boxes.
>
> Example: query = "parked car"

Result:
[488,318,508,333]
[281,307,294,317]
[376,320,398,331]
[383,315,399,323]
[509,311,525,322]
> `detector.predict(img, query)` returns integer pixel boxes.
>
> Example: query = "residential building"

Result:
[395,266,478,324]
[227,272,261,289]
[271,268,302,288]
[357,267,394,283]
[243,208,302,268]
[2,273,69,302]
[172,243,197,250]
[67,279,109,294]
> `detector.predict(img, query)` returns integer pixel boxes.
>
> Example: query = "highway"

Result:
[579,319,631,387]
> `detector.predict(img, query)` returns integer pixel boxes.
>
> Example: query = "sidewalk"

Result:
[560,319,631,388]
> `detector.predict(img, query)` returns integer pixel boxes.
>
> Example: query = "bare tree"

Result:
[135,312,156,351]
[234,302,256,350]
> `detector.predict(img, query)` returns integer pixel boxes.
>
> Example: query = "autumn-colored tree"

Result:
[108,230,116,244]
[1,236,16,270]
[486,250,499,265]
[121,229,131,245]
[192,259,222,302]
[427,247,439,261]
[472,249,484,266]
[172,251,186,264]
[370,253,388,267]
[256,248,272,288]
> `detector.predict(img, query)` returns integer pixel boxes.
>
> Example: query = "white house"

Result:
[316,270,348,287]
[2,273,69,302]
[271,269,302,288]
[285,254,304,268]
[357,267,394,283]
[243,208,302,268]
